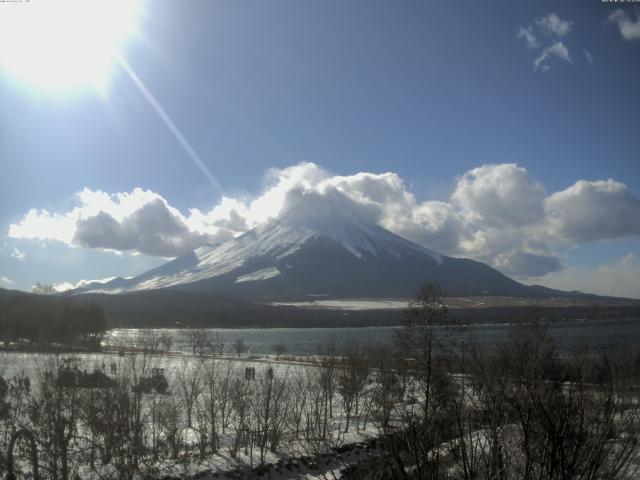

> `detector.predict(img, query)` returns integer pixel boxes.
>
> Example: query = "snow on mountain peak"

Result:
[83,190,443,293]
[270,189,442,261]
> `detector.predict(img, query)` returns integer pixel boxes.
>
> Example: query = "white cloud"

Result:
[534,41,571,71]
[0,276,15,287]
[494,250,563,278]
[185,162,332,237]
[456,226,563,279]
[53,276,117,292]
[517,26,538,49]
[52,282,75,293]
[609,9,640,41]
[452,163,547,228]
[9,188,239,257]
[8,162,640,281]
[321,171,470,254]
[73,199,225,257]
[545,179,640,242]
[540,254,640,299]
[9,208,77,244]
[518,13,575,71]
[10,248,26,260]
[535,13,572,37]
[584,49,594,67]
[396,201,468,254]
[549,41,571,61]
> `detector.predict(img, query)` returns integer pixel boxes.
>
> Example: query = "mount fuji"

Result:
[78,190,563,302]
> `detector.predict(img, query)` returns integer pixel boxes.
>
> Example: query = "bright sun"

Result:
[0,0,142,91]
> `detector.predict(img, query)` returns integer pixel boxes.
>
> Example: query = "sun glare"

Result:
[0,0,142,92]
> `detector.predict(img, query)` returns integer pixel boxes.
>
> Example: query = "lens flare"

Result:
[117,54,224,196]
[0,0,142,91]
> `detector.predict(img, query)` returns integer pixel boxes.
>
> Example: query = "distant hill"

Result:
[57,289,640,328]
[1,286,637,329]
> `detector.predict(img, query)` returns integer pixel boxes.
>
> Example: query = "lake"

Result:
[104,317,640,355]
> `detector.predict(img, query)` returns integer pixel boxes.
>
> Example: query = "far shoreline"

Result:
[107,302,640,329]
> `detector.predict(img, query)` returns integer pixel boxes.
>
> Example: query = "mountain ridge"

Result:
[75,190,594,301]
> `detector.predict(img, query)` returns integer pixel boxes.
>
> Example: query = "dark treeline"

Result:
[1,286,638,330]
[0,293,108,349]
[79,289,640,329]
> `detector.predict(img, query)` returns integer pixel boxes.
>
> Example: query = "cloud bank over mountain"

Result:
[8,162,640,281]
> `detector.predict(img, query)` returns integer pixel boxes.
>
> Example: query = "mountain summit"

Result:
[81,190,553,301]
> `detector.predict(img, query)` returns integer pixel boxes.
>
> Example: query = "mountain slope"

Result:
[81,191,564,301]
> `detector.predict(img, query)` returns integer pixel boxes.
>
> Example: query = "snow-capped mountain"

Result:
[81,191,544,301]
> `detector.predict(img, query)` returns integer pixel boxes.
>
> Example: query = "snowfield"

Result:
[235,267,282,283]
[272,298,410,310]
[0,349,394,480]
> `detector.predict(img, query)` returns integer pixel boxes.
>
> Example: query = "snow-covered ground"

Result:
[235,267,281,283]
[0,350,389,480]
[271,298,410,310]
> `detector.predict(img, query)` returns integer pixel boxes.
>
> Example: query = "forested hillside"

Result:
[0,291,108,349]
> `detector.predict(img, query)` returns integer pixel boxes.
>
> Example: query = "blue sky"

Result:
[1,0,639,297]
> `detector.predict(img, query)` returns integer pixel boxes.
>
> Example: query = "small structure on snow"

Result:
[133,367,168,394]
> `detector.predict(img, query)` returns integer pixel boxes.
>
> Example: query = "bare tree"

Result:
[288,372,308,440]
[395,283,449,418]
[139,330,162,356]
[201,356,235,453]
[450,322,640,480]
[210,332,225,357]
[177,359,203,429]
[251,367,290,464]
[232,338,249,357]
[155,394,182,459]
[337,340,370,433]
[182,328,215,356]
[28,358,81,480]
[158,333,172,355]
[229,375,252,459]
[379,283,456,479]
[272,343,287,359]
[301,366,344,457]
[316,340,338,421]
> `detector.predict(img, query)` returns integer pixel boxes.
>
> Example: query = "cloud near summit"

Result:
[8,162,640,279]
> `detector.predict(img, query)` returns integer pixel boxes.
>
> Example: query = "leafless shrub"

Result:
[232,337,249,357]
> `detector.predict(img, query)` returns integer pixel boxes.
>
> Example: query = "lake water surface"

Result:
[105,317,640,355]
